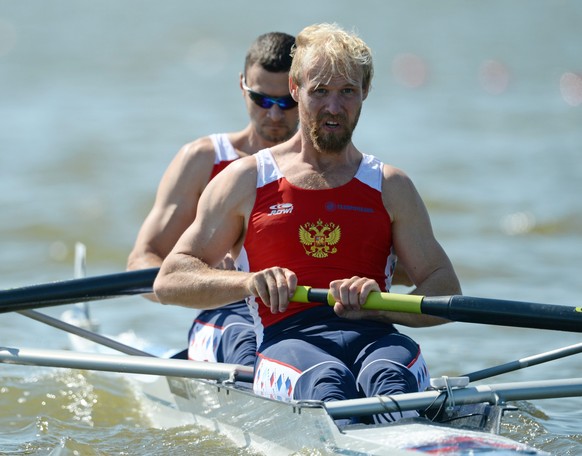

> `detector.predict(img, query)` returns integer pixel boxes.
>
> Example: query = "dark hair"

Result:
[244,32,295,75]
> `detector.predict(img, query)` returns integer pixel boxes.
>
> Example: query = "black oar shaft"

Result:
[422,295,582,333]
[0,268,159,313]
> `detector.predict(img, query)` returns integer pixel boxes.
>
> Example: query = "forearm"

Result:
[125,249,165,302]
[391,263,461,327]
[410,263,462,297]
[154,254,252,309]
[391,262,413,287]
[127,249,164,271]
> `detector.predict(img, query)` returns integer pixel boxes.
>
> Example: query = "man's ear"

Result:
[362,85,369,101]
[289,77,299,101]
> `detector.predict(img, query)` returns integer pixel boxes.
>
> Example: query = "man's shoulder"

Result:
[208,154,258,191]
[203,154,258,208]
[160,136,219,185]
[180,136,216,159]
[223,153,258,174]
[384,165,410,182]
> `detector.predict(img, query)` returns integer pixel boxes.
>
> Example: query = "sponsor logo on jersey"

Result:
[299,219,341,258]
[268,203,294,216]
[325,201,374,213]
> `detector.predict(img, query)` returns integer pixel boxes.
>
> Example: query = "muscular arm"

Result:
[127,138,216,270]
[334,166,461,327]
[126,139,215,299]
[383,167,461,326]
[154,157,296,311]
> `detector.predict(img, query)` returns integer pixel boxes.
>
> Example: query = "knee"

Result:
[295,361,358,402]
[357,360,421,424]
[358,359,419,396]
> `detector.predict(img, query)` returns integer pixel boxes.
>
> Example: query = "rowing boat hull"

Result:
[132,373,547,455]
[56,298,547,454]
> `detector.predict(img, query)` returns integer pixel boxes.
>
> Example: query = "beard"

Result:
[258,123,295,144]
[307,108,361,154]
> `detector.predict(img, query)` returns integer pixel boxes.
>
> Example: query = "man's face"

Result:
[292,62,367,154]
[242,64,299,145]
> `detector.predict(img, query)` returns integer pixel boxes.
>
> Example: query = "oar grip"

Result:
[362,292,423,313]
[291,286,424,313]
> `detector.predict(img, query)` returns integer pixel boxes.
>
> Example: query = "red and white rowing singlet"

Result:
[209,133,239,179]
[237,149,398,335]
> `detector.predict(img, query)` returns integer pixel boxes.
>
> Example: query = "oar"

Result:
[4,274,581,332]
[18,309,155,357]
[464,342,582,382]
[0,268,159,313]
[291,286,582,333]
[0,346,254,383]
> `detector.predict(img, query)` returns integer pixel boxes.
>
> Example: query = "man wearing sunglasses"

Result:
[127,32,298,367]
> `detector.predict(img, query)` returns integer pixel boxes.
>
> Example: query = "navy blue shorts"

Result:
[187,301,256,367]
[253,306,430,422]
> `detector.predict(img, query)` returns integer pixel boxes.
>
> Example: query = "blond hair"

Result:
[290,23,373,91]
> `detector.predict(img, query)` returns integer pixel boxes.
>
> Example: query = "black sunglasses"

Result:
[242,77,298,111]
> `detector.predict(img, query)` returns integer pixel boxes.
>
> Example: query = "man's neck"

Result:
[273,141,362,190]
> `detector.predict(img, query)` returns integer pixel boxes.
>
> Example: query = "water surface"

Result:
[1,1,581,454]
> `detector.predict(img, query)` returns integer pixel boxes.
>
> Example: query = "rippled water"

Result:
[1,1,581,454]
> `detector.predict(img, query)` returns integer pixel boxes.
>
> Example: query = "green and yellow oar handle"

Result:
[291,286,582,333]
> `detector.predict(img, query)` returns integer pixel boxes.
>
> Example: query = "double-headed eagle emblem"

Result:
[299,219,341,258]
